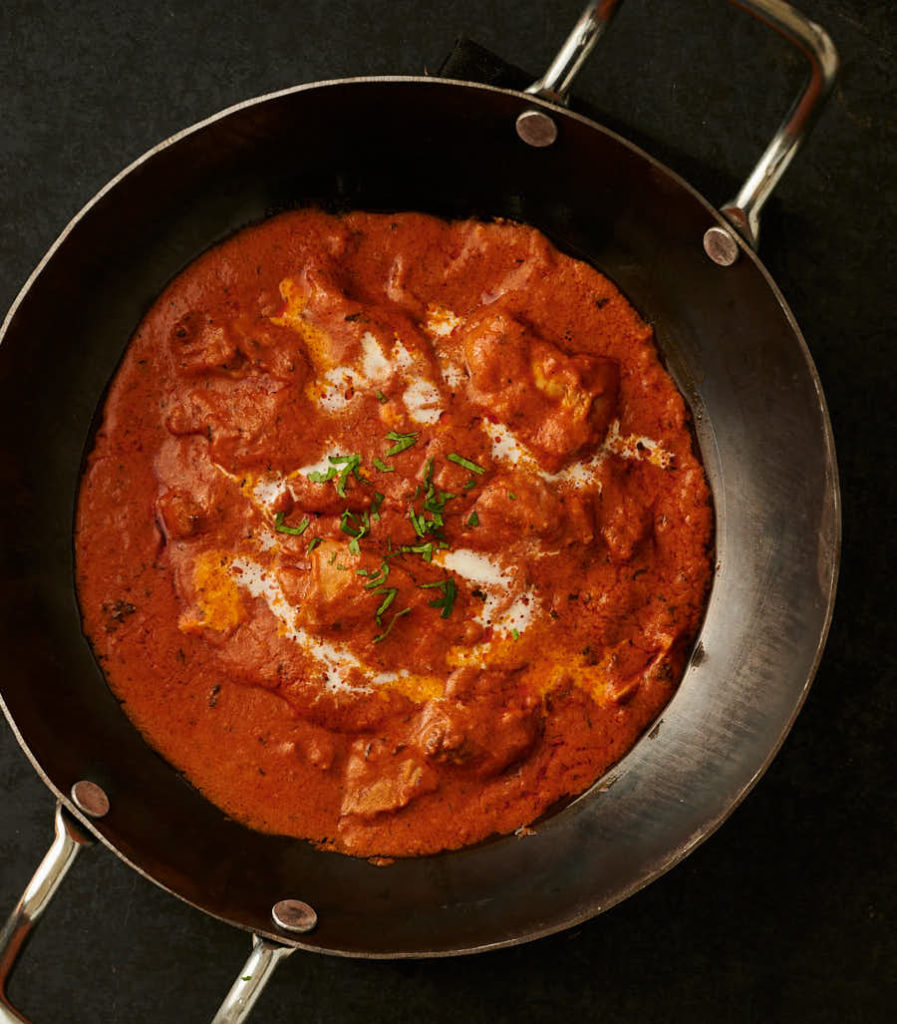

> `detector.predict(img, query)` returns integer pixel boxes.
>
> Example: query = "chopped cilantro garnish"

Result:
[462,478,477,491]
[420,577,457,619]
[447,452,485,475]
[511,628,520,641]
[307,453,363,498]
[371,491,385,521]
[274,511,310,536]
[384,430,418,456]
[372,586,398,622]
[372,606,411,643]
[406,468,461,541]
[409,509,427,537]
[372,457,394,473]
[467,511,479,527]
[328,550,338,565]
[422,490,455,514]
[402,541,435,563]
[377,390,388,403]
[387,438,416,456]
[364,561,390,589]
[340,509,369,555]
[328,454,363,497]
[508,491,516,500]
[340,508,370,543]
[307,536,322,553]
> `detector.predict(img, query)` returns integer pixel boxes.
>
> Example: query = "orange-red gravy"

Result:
[76,210,713,858]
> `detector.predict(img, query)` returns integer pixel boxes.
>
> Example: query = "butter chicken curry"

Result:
[76,210,713,858]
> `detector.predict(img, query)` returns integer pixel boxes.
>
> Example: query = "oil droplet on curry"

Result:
[76,211,713,858]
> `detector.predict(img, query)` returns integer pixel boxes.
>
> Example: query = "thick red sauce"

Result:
[76,210,713,858]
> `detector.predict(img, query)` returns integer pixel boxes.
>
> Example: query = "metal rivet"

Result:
[703,225,740,266]
[515,109,558,148]
[70,780,110,819]
[271,899,317,934]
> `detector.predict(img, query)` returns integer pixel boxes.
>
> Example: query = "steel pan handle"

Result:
[0,804,299,1023]
[708,0,839,260]
[526,0,623,103]
[519,0,838,263]
[0,804,93,1024]
[211,935,295,1024]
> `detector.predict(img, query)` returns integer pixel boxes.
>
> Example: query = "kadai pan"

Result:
[0,1,840,1019]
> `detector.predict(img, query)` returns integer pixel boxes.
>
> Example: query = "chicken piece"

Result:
[271,268,360,371]
[230,317,310,382]
[285,472,370,518]
[155,487,207,541]
[279,540,379,632]
[341,739,437,818]
[463,310,532,407]
[169,312,238,376]
[164,374,305,472]
[468,475,564,549]
[461,309,618,472]
[467,476,595,550]
[598,459,656,563]
[412,672,542,778]
[528,340,618,463]
[153,435,222,521]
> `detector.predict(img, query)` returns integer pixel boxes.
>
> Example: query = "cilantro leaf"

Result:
[274,512,310,536]
[447,452,485,475]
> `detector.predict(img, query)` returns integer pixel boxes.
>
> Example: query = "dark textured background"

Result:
[1,1,894,1021]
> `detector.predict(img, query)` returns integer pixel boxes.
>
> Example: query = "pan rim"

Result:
[0,74,841,958]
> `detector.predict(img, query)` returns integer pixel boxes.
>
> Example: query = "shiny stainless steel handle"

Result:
[0,802,301,1024]
[526,0,623,103]
[709,0,839,258]
[517,0,839,265]
[210,936,296,1024]
[0,805,94,1024]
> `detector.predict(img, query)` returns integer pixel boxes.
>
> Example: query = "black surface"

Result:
[0,0,893,1021]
